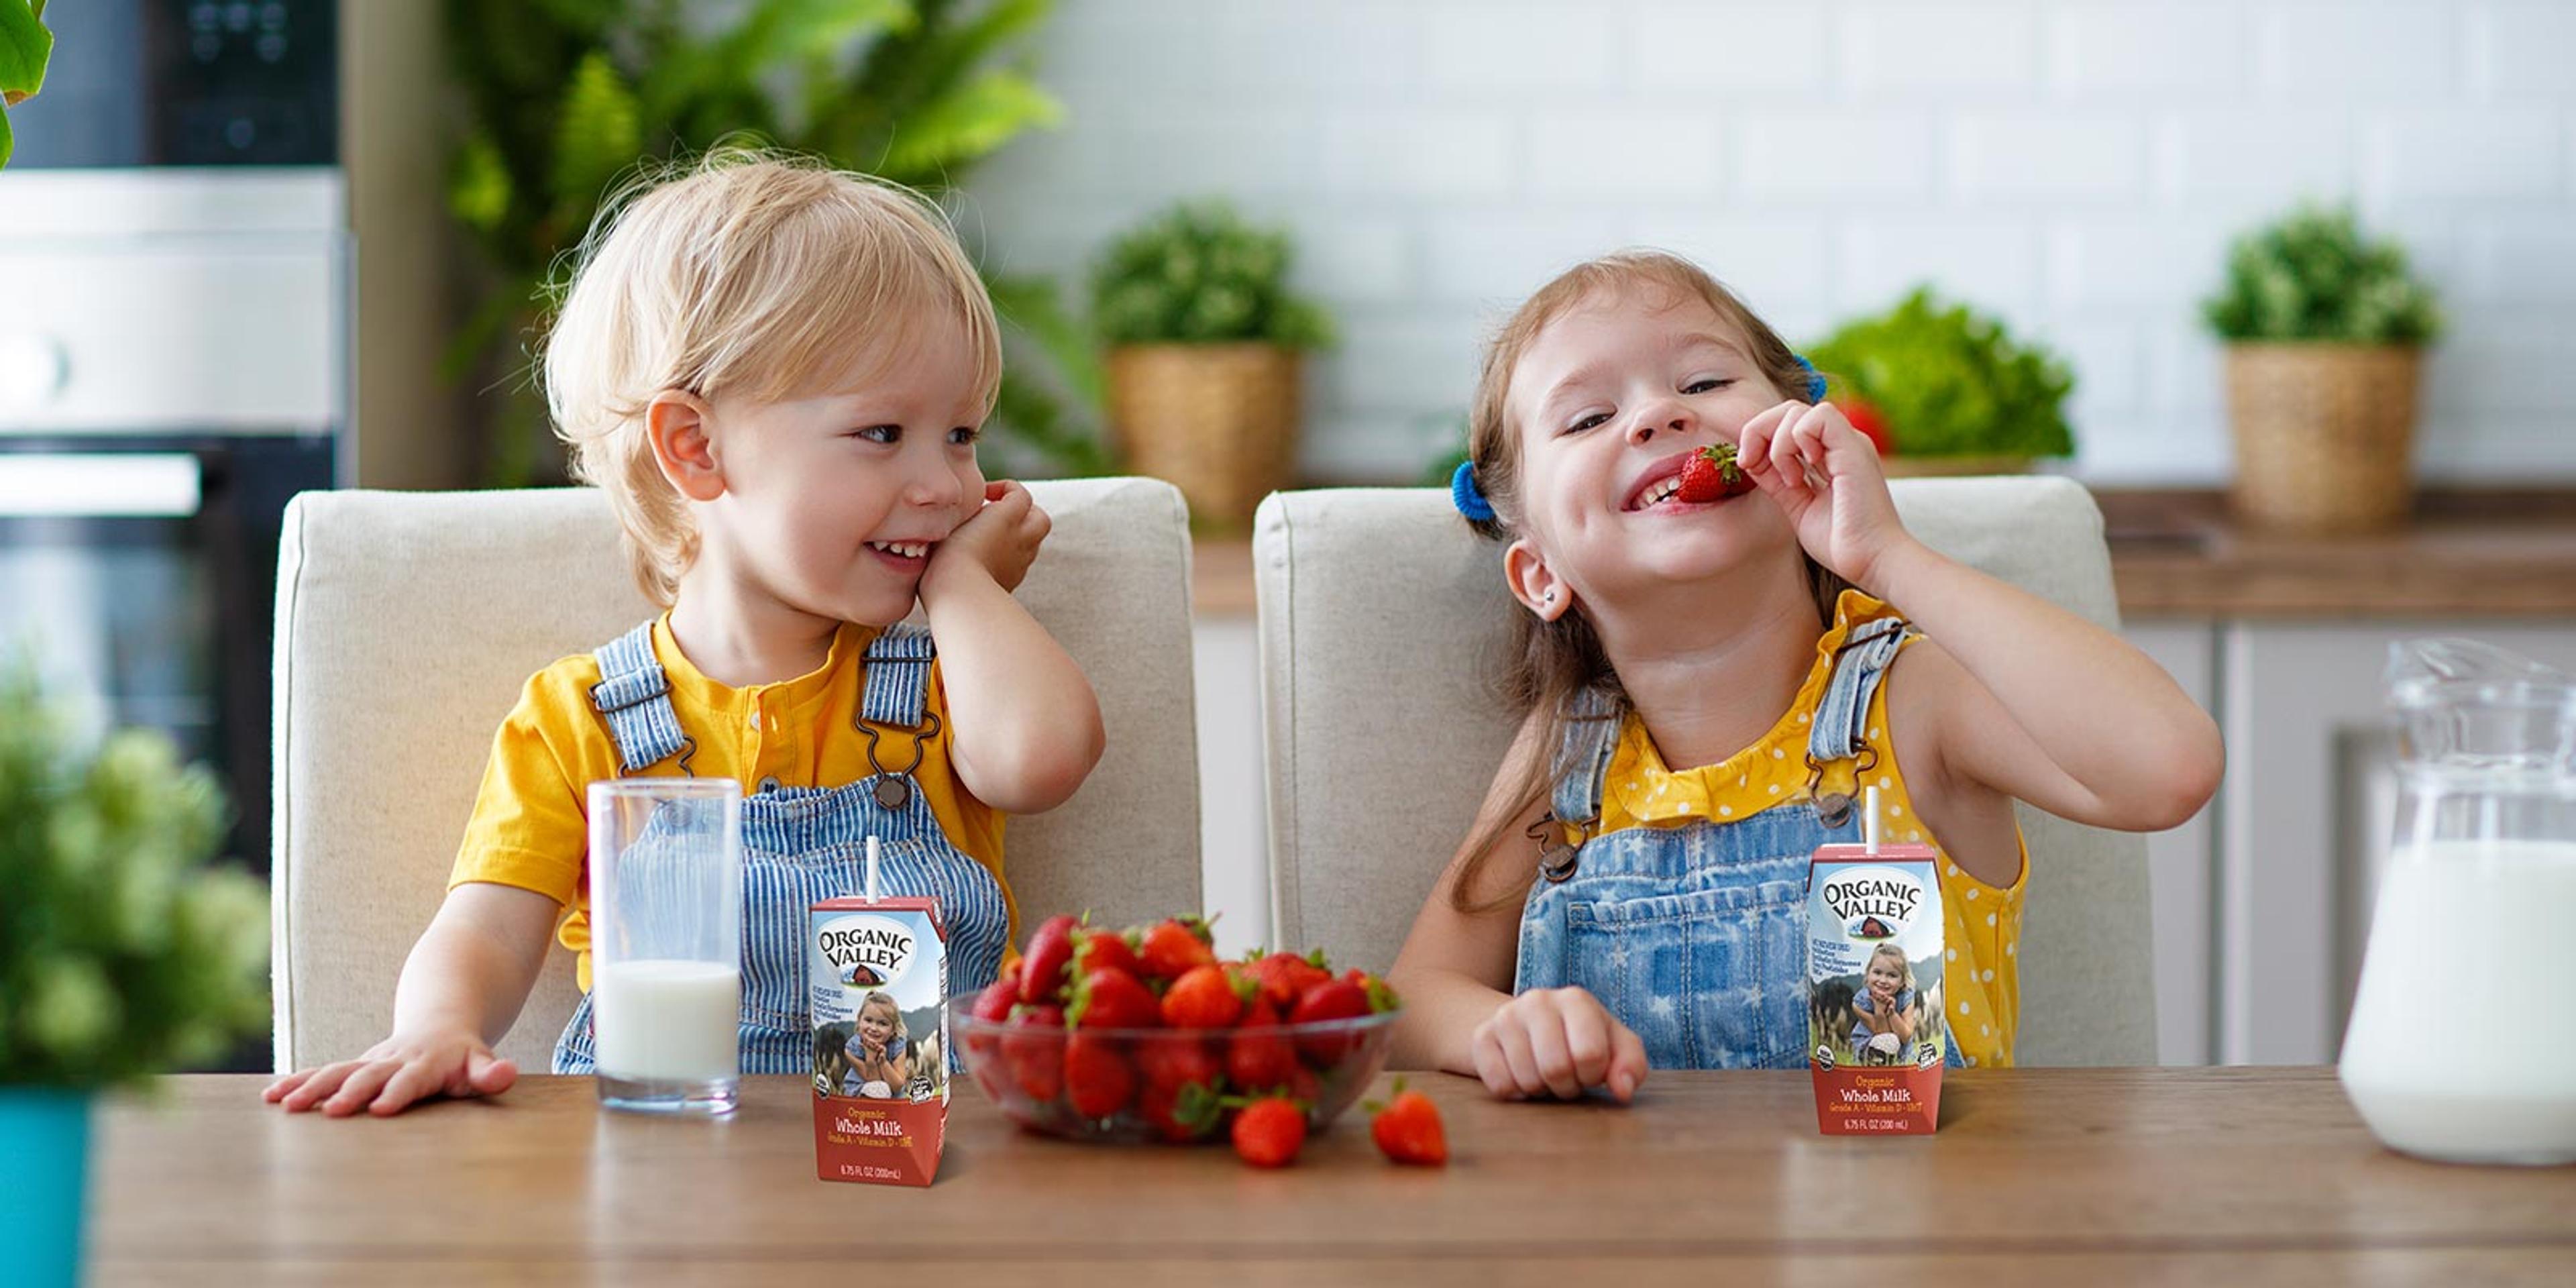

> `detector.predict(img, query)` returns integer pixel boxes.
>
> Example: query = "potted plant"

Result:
[0,663,270,1288]
[2202,203,2443,533]
[1,0,49,167]
[443,0,1105,484]
[1804,287,2076,476]
[1092,201,1335,531]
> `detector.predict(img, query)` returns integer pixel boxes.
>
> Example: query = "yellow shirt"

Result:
[449,616,1011,991]
[1576,591,2027,1068]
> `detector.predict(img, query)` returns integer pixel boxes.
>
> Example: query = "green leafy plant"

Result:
[0,660,268,1088]
[1805,288,2075,459]
[0,0,51,168]
[1091,201,1334,350]
[445,0,1106,483]
[2202,203,2443,345]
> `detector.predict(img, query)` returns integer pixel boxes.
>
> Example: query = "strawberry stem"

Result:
[1701,443,1743,482]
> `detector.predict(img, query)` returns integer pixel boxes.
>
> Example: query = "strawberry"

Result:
[965,961,1022,1061]
[1136,916,1218,982]
[1073,926,1144,979]
[1000,1004,1066,1104]
[1247,951,1332,1012]
[1067,965,1161,1030]
[1063,1032,1136,1119]
[1134,1036,1222,1093]
[1291,977,1373,1026]
[1841,396,1894,455]
[1138,1075,1226,1143]
[966,1053,1014,1108]
[1366,1078,1449,1167]
[972,962,1022,1018]
[1226,998,1298,1093]
[1289,977,1375,1065]
[1342,969,1402,1012]
[1228,1006,1298,1090]
[1161,963,1249,1030]
[1674,443,1756,504]
[1018,914,1080,1006]
[1230,1095,1308,1168]
[1282,1063,1322,1108]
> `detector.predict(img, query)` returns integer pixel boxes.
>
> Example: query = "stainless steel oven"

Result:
[2,1,343,1077]
[4,65,343,881]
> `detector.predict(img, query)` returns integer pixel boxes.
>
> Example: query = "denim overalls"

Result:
[552,621,1010,1075]
[1515,614,1963,1071]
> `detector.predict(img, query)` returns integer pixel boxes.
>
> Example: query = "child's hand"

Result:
[925,480,1050,597]
[262,1026,518,1117]
[1736,400,1917,588]
[1470,986,1650,1103]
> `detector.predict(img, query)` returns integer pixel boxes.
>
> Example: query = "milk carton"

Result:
[810,857,949,1185]
[1807,792,1945,1135]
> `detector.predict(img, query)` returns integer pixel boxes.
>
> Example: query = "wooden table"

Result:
[89,1070,2575,1286]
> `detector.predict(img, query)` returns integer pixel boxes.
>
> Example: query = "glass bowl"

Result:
[946,997,1398,1143]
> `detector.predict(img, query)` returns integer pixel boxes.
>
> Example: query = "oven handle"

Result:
[0,453,203,519]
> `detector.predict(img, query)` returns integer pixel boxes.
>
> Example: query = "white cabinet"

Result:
[2125,622,2220,1066]
[1193,617,1272,959]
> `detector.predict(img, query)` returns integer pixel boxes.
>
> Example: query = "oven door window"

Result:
[0,454,217,771]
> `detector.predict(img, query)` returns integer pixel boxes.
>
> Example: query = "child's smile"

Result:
[1622,448,1755,513]
[1625,450,1697,511]
[864,537,940,574]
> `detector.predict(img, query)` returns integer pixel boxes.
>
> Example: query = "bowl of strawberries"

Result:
[950,913,1400,1144]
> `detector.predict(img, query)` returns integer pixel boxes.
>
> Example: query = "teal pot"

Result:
[0,1087,93,1288]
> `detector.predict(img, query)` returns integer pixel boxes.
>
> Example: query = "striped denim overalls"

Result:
[552,621,1010,1075]
[1514,615,1962,1071]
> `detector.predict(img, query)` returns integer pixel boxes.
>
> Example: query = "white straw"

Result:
[865,835,881,903]
[1863,786,1882,854]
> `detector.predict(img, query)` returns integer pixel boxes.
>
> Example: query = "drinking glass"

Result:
[588,777,743,1115]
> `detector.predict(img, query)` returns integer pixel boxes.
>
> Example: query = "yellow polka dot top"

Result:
[1578,590,2027,1068]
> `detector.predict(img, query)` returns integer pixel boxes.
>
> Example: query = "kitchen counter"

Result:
[2100,488,2576,619]
[1189,489,2576,619]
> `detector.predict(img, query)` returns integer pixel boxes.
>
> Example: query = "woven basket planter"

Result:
[1106,342,1303,531]
[2224,344,2424,534]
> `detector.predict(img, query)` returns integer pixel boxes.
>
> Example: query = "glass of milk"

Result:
[588,778,743,1115]
[2341,639,2576,1165]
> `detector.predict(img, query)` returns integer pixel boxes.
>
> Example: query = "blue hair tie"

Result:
[1792,354,1828,402]
[1451,460,1496,523]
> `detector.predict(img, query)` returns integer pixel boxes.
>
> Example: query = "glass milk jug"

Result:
[2339,639,2576,1165]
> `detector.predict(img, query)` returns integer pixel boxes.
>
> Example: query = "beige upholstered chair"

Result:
[1253,478,2156,1067]
[270,478,1199,1072]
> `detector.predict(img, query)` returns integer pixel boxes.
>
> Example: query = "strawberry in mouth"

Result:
[1632,443,1757,511]
[1678,443,1755,503]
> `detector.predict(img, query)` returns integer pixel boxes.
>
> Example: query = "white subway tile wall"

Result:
[967,0,2576,483]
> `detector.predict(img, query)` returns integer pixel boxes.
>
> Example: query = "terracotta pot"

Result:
[1104,343,1303,532]
[2224,343,2424,534]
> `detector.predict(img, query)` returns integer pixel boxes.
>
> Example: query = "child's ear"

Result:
[1503,539,1574,622]
[645,390,724,502]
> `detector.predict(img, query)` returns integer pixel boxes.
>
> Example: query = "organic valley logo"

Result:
[1821,867,1925,938]
[818,915,917,989]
